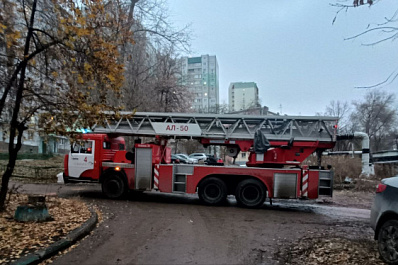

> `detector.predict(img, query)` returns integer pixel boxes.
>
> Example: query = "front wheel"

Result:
[378,219,398,264]
[102,173,127,199]
[198,177,227,205]
[235,179,266,208]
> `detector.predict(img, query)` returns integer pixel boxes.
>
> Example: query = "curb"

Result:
[11,207,98,265]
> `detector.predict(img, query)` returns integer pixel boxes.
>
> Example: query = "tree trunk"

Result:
[0,148,18,211]
[0,0,37,211]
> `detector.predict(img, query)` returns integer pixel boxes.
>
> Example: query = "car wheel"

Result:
[102,173,127,199]
[198,177,227,205]
[235,179,266,208]
[378,219,398,264]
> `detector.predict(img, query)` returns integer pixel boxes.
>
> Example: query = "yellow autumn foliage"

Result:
[1,0,133,140]
[77,75,84,84]
[0,23,6,34]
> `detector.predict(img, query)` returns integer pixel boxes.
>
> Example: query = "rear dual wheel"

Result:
[198,177,227,205]
[235,179,266,208]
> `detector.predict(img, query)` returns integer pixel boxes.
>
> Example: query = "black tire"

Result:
[235,179,266,208]
[102,172,127,199]
[378,219,398,264]
[198,177,227,205]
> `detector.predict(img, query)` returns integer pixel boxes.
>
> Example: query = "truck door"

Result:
[68,140,95,178]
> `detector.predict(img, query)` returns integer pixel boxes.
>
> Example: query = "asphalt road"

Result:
[15,183,372,265]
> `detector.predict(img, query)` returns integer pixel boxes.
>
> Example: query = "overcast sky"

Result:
[167,0,398,116]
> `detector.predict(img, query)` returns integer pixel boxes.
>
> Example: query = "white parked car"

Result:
[189,153,207,162]
[176,154,198,164]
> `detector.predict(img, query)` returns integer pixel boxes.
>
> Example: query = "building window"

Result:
[28,130,34,140]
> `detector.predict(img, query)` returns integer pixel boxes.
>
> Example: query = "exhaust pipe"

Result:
[337,132,372,177]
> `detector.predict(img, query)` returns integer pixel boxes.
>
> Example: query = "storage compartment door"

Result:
[273,173,298,198]
[135,148,153,190]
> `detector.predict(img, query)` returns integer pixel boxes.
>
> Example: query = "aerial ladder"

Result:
[64,112,338,208]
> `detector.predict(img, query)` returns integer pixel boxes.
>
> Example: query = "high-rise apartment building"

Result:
[180,55,219,113]
[229,82,259,112]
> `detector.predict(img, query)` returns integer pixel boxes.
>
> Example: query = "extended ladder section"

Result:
[92,112,338,143]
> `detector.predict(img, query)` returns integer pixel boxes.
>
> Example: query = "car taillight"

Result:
[376,183,387,193]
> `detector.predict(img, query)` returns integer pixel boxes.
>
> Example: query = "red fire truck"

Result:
[63,112,337,208]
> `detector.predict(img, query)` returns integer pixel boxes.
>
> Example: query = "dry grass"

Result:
[0,156,64,183]
[304,155,398,191]
[305,155,362,183]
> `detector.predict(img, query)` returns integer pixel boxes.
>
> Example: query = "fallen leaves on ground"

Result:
[40,208,103,265]
[0,193,91,264]
[276,236,383,265]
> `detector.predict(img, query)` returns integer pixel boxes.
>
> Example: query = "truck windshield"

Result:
[71,141,93,154]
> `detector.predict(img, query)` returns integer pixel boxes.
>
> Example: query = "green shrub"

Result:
[0,153,54,160]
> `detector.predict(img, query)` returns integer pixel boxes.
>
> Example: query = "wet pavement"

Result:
[11,182,372,264]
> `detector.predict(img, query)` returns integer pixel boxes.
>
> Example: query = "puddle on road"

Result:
[273,201,370,220]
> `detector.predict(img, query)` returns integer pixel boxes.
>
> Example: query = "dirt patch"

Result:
[0,193,91,264]
[329,189,375,209]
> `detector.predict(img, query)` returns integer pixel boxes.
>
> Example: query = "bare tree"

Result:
[120,0,193,112]
[350,90,397,151]
[324,100,351,133]
[215,102,230,114]
[131,0,191,52]
[331,1,398,88]
[152,50,193,112]
[181,140,203,155]
[319,100,352,151]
